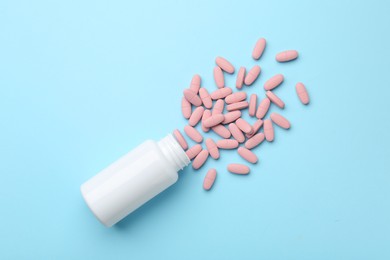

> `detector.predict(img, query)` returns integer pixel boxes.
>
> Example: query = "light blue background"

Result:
[1,0,389,259]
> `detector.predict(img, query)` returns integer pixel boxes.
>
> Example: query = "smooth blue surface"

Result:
[1,0,389,259]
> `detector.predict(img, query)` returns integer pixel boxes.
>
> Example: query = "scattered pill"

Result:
[199,88,212,109]
[245,133,265,149]
[203,114,225,128]
[244,65,261,85]
[263,119,274,142]
[205,138,220,159]
[296,82,310,105]
[186,144,202,160]
[190,74,201,94]
[266,91,285,109]
[227,164,250,175]
[192,150,209,169]
[256,97,271,119]
[226,101,249,111]
[228,123,245,143]
[236,118,253,134]
[276,50,298,62]
[236,67,246,89]
[249,94,257,117]
[212,99,225,115]
[216,56,235,74]
[183,89,202,107]
[216,139,239,149]
[222,111,242,124]
[201,109,212,132]
[270,113,290,129]
[210,87,232,100]
[212,124,231,139]
[173,129,188,150]
[181,97,192,119]
[252,38,266,60]
[237,147,258,164]
[246,119,263,138]
[225,92,247,104]
[213,66,224,88]
[264,74,284,91]
[189,106,204,126]
[203,169,217,190]
[184,125,203,143]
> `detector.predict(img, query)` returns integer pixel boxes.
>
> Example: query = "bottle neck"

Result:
[158,134,190,172]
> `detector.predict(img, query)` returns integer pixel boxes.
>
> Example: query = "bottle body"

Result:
[81,134,190,227]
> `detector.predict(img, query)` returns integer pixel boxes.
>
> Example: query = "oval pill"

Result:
[212,124,231,139]
[249,94,257,116]
[263,119,274,142]
[237,147,258,164]
[184,125,203,143]
[181,97,192,119]
[236,118,253,134]
[227,164,250,175]
[236,67,246,89]
[186,144,202,160]
[205,138,219,159]
[212,99,225,115]
[201,109,212,132]
[203,168,217,190]
[225,92,247,104]
[216,56,235,74]
[245,133,265,149]
[183,89,202,107]
[226,101,249,111]
[266,91,285,109]
[270,113,290,129]
[296,82,310,105]
[256,97,271,119]
[203,114,225,128]
[246,119,263,138]
[189,106,204,126]
[216,139,239,149]
[190,74,201,94]
[199,87,212,109]
[252,38,266,60]
[276,50,298,62]
[244,65,261,85]
[228,123,245,143]
[222,111,242,124]
[173,129,188,150]
[213,66,224,88]
[210,87,232,100]
[264,74,284,91]
[192,150,209,170]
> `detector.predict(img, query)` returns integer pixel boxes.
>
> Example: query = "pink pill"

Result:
[236,118,253,134]
[184,125,203,143]
[226,101,249,111]
[222,111,242,124]
[201,109,212,132]
[183,89,202,107]
[246,119,263,138]
[173,129,188,150]
[216,56,235,74]
[186,144,202,160]
[181,97,192,119]
[256,97,271,119]
[228,123,245,143]
[213,66,224,88]
[245,133,265,149]
[205,138,219,159]
[192,150,209,170]
[264,74,284,91]
[296,82,310,105]
[236,67,246,89]
[237,147,258,164]
[276,50,299,62]
[189,106,204,126]
[227,164,250,175]
[266,91,285,109]
[244,65,261,85]
[270,113,290,129]
[249,94,257,116]
[212,124,231,139]
[203,114,225,128]
[203,168,217,190]
[199,88,212,109]
[252,38,266,60]
[216,139,239,149]
[225,92,247,104]
[190,74,201,94]
[263,119,274,142]
[212,99,225,115]
[210,87,232,100]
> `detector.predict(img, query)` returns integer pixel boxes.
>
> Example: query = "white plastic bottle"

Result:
[80,134,190,227]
